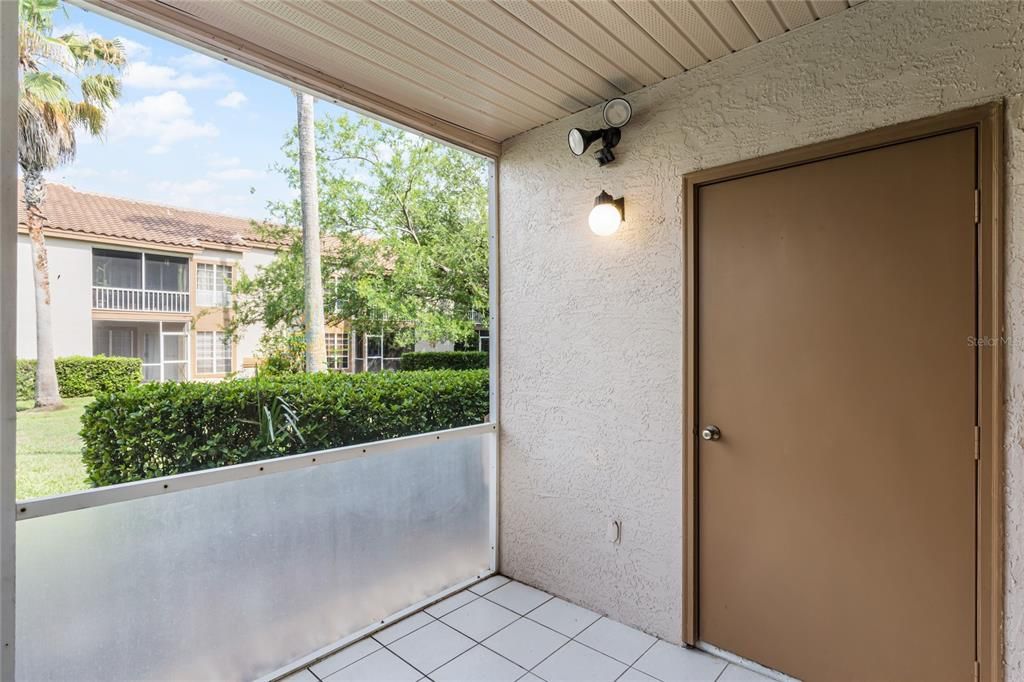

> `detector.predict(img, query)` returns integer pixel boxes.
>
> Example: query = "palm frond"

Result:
[21,71,69,102]
[17,0,125,173]
[73,101,105,136]
[80,74,120,108]
[66,36,126,69]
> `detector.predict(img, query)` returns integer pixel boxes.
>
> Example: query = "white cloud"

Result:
[55,23,92,38]
[208,167,263,181]
[107,91,218,154]
[171,53,219,70]
[118,37,151,60]
[216,91,248,109]
[123,62,231,90]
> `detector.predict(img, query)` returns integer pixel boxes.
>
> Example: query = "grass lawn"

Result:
[16,397,92,500]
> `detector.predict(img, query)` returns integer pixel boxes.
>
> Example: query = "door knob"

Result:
[701,425,721,441]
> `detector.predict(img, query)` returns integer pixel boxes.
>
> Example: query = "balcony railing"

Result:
[15,422,497,681]
[93,286,190,313]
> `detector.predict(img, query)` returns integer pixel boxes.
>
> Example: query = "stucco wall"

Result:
[498,0,1024,674]
[236,246,278,370]
[16,234,93,359]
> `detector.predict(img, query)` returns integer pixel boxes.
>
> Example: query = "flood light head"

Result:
[602,98,632,128]
[568,127,603,156]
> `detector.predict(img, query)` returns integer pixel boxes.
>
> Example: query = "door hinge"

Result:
[975,188,981,224]
[974,426,981,461]
[974,659,980,682]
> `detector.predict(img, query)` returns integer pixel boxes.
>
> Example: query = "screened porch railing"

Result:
[15,422,497,681]
[92,286,190,313]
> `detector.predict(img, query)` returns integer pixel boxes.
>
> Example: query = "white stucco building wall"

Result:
[16,236,280,377]
[235,245,279,366]
[497,0,1024,674]
[16,234,93,359]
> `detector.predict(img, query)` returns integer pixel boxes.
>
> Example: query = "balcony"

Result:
[92,286,190,314]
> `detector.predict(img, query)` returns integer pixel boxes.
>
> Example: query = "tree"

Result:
[295,91,326,373]
[232,114,488,353]
[18,0,125,407]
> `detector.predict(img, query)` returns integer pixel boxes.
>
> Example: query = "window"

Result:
[325,333,350,371]
[196,331,232,374]
[93,249,141,288]
[196,263,232,307]
[145,254,189,292]
[92,326,135,357]
[92,249,189,292]
[455,329,490,353]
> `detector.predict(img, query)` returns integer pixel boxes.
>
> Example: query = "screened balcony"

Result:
[92,248,190,314]
[3,0,1022,681]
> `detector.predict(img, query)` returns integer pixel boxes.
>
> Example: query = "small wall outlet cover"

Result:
[607,519,621,544]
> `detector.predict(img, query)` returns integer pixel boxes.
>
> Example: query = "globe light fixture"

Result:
[589,190,625,236]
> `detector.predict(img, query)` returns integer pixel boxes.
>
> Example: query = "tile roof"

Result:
[17,181,284,251]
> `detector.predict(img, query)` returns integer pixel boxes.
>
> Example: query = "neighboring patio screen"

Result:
[16,430,493,681]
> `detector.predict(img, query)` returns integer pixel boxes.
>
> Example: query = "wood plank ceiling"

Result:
[89,0,864,154]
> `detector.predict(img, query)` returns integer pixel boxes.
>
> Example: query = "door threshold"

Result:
[695,642,799,682]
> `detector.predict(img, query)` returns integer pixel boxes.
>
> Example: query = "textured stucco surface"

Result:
[497,0,1024,673]
[16,235,92,359]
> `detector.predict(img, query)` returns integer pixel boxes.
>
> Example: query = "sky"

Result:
[50,3,350,220]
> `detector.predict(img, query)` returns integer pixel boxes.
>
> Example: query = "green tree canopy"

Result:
[233,114,489,347]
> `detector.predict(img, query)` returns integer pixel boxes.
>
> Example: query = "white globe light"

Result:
[589,202,622,236]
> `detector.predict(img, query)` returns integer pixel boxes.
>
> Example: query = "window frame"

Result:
[196,262,233,308]
[195,330,232,375]
[325,332,350,371]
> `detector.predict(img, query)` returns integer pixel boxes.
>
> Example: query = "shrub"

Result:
[256,332,307,376]
[400,351,489,371]
[16,356,143,401]
[81,369,489,486]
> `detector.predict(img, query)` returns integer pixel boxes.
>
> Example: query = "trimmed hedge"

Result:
[81,369,489,486]
[17,356,142,401]
[400,351,489,371]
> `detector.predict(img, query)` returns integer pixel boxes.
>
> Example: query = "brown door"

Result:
[696,130,977,681]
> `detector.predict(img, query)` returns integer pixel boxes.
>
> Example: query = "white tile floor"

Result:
[286,576,776,682]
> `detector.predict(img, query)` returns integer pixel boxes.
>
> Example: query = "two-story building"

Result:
[15,182,368,380]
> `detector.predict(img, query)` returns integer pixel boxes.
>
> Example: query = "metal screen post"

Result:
[0,0,20,675]
[487,159,500,572]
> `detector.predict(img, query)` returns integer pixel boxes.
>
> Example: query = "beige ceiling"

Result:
[88,0,864,156]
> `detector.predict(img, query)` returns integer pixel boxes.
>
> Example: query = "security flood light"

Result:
[568,98,633,167]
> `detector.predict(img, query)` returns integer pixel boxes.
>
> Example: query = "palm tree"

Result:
[295,91,327,373]
[18,0,125,407]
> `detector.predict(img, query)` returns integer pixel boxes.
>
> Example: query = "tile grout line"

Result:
[318,610,440,680]
[613,638,663,682]
[385,619,475,679]
[372,609,438,647]
[439,589,559,678]
[452,585,651,679]
[305,579,732,682]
